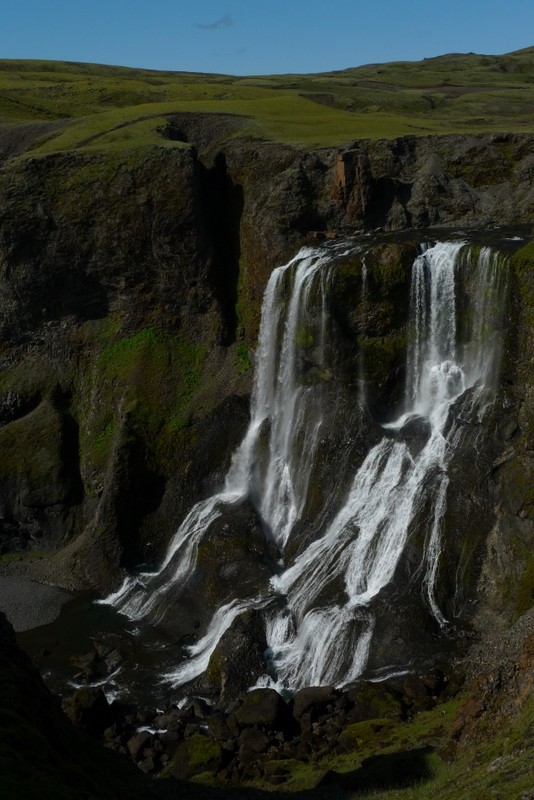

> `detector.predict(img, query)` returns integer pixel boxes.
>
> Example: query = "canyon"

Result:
[0,71,533,797]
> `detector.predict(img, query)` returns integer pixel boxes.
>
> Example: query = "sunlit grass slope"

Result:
[0,47,533,154]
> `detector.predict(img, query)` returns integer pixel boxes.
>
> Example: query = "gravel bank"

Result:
[0,576,72,631]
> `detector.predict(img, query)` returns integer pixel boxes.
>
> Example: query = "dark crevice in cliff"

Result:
[53,387,84,507]
[369,176,413,229]
[200,152,243,346]
[59,417,84,507]
[114,434,166,568]
[39,270,109,324]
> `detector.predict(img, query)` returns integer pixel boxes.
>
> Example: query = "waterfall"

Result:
[101,244,346,622]
[101,239,507,693]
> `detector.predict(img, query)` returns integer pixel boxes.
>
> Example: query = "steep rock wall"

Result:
[0,117,532,614]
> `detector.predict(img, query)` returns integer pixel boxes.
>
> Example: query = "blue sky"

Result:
[1,0,532,75]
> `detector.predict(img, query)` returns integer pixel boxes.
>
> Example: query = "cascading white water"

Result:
[101,244,347,678]
[101,239,507,693]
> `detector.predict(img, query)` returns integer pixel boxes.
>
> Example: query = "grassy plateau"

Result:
[0,47,534,156]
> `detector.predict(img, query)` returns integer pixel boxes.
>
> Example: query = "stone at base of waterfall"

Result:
[127,730,153,761]
[235,687,293,731]
[238,727,270,765]
[192,499,275,610]
[292,685,339,726]
[99,669,457,783]
[163,733,223,780]
[343,682,402,723]
[398,414,432,445]
[202,609,267,705]
[62,686,117,735]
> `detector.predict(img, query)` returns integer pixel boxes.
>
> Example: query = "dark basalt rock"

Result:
[292,685,339,725]
[204,609,268,706]
[237,727,270,765]
[235,687,291,730]
[195,499,274,604]
[397,414,432,444]
[62,686,117,736]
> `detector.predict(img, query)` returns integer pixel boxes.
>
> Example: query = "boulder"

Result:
[127,730,153,761]
[398,414,432,445]
[207,713,232,743]
[163,732,223,780]
[204,609,268,705]
[292,685,339,725]
[343,681,402,723]
[235,688,289,729]
[62,686,115,736]
[237,727,270,765]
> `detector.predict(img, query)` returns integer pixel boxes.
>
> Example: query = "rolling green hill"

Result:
[0,47,534,155]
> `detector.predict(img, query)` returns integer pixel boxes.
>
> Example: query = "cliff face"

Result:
[0,612,163,799]
[0,117,532,620]
[0,113,533,799]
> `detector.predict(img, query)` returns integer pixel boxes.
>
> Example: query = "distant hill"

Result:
[0,47,533,151]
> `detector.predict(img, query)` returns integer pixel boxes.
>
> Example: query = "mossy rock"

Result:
[194,500,273,606]
[79,325,208,475]
[345,681,403,722]
[204,609,268,705]
[162,733,223,780]
[0,401,64,493]
[235,688,289,728]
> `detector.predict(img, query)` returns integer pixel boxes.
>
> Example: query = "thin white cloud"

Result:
[195,14,232,31]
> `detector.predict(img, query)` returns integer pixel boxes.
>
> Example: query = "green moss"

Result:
[235,341,252,373]
[514,237,534,265]
[190,770,221,786]
[339,718,396,749]
[296,325,314,348]
[162,733,222,781]
[354,695,534,800]
[0,549,45,563]
[512,237,534,331]
[98,327,164,378]
[165,339,208,432]
[361,333,407,386]
[79,326,207,475]
[372,244,411,287]
[91,420,115,465]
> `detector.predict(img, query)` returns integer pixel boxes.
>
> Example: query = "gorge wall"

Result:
[0,117,533,650]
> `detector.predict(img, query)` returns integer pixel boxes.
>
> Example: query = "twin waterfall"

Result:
[103,239,507,693]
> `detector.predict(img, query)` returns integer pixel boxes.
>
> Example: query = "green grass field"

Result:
[0,47,533,156]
